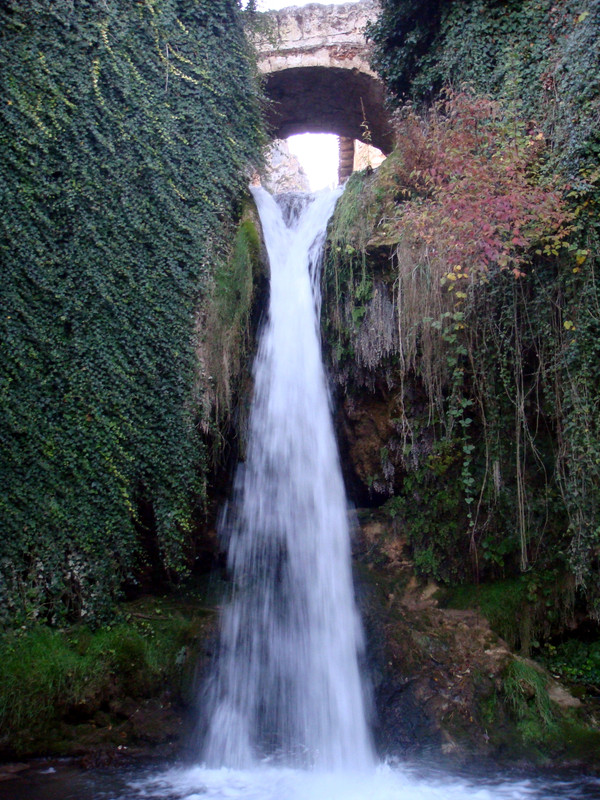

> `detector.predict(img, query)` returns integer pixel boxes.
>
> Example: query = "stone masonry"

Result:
[254,1,393,154]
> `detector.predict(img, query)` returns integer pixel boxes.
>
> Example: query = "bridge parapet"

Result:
[254,1,380,76]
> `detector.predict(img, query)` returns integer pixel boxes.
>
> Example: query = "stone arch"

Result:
[254,1,393,156]
[263,65,393,155]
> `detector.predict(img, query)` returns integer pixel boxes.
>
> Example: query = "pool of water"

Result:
[1,760,599,800]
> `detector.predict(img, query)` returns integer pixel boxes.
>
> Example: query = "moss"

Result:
[557,719,600,761]
[0,581,216,757]
[440,576,573,657]
[213,213,261,335]
[479,690,499,729]
[239,217,261,263]
[329,171,375,248]
[442,579,527,647]
[199,203,266,468]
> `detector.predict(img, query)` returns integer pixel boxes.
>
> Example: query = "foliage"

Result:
[502,658,556,744]
[0,0,264,626]
[382,440,466,584]
[541,638,600,689]
[0,586,212,755]
[339,0,600,736]
[324,82,600,620]
[393,91,571,280]
[556,226,600,606]
[368,0,600,174]
[366,0,445,100]
[326,91,571,389]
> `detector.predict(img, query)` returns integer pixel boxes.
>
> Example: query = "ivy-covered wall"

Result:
[324,0,600,644]
[368,0,600,172]
[0,0,264,626]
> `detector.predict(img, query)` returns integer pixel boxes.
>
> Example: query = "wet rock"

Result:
[128,699,182,744]
[374,676,441,754]
[109,696,140,720]
[340,393,399,496]
[78,748,120,769]
[64,688,108,722]
[547,681,582,709]
[358,516,517,760]
[0,763,29,782]
[92,710,113,728]
[367,590,513,759]
[356,511,600,765]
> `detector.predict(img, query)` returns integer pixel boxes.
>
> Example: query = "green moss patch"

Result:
[0,582,217,757]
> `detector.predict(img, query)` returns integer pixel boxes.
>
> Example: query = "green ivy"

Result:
[0,0,264,625]
[365,0,445,100]
[382,440,466,584]
[542,639,600,689]
[368,0,600,174]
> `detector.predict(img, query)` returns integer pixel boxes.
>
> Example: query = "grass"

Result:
[0,582,217,755]
[503,659,554,728]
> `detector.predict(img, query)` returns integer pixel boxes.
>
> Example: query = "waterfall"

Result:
[203,186,374,771]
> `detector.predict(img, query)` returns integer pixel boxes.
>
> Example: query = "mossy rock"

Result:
[0,583,217,759]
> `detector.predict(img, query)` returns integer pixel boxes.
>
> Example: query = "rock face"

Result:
[355,513,591,763]
[263,139,310,193]
[354,140,386,172]
[254,1,393,153]
[356,515,509,757]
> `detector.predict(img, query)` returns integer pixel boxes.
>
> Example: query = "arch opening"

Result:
[263,66,394,156]
[262,133,386,193]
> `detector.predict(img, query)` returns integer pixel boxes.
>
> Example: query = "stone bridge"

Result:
[254,0,393,155]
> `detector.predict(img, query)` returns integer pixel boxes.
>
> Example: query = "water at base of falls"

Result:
[202,186,373,770]
[8,760,599,800]
[119,766,599,800]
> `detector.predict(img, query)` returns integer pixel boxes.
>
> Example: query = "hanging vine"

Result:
[0,0,265,626]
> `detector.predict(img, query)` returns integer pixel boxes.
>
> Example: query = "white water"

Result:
[202,186,373,770]
[113,762,600,800]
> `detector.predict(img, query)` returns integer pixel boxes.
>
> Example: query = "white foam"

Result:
[124,763,576,800]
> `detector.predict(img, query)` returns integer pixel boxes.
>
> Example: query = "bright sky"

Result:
[251,0,361,190]
[288,133,339,191]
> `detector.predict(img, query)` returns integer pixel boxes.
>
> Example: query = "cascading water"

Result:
[203,186,374,770]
